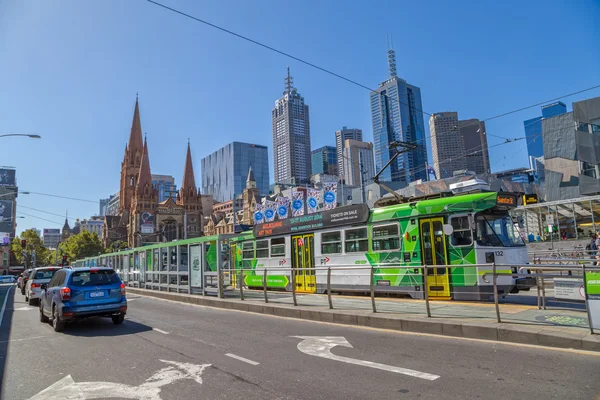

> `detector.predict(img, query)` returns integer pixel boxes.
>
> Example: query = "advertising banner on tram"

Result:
[190,245,202,287]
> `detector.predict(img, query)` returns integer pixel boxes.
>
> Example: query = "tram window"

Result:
[271,238,286,257]
[450,216,473,246]
[345,228,368,253]
[321,231,342,254]
[372,224,400,251]
[256,240,269,258]
[242,242,255,259]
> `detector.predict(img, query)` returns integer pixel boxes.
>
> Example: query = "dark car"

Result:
[39,267,127,332]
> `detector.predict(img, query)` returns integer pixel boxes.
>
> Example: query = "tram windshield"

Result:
[475,213,525,247]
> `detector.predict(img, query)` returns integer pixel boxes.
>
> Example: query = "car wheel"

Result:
[39,304,49,323]
[52,305,64,332]
[112,314,125,325]
[28,297,35,306]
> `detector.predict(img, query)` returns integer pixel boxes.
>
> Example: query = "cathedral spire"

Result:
[127,96,143,163]
[136,136,153,193]
[181,140,196,192]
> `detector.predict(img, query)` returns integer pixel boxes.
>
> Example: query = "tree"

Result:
[59,231,104,264]
[11,229,50,268]
[106,240,128,253]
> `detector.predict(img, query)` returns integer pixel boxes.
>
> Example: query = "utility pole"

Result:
[359,152,366,204]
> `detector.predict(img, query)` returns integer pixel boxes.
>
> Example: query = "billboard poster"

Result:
[291,191,305,217]
[253,203,264,225]
[323,182,338,210]
[0,169,16,187]
[276,196,290,220]
[264,201,276,222]
[0,200,14,233]
[307,188,320,214]
[141,212,154,234]
[585,270,600,330]
[190,245,202,287]
[1,232,9,246]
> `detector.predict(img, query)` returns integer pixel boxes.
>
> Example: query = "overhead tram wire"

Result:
[21,191,97,204]
[19,212,64,226]
[145,0,599,147]
[18,204,78,222]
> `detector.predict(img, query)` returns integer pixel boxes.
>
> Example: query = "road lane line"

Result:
[225,353,260,365]
[153,328,170,335]
[0,335,48,344]
[0,285,13,328]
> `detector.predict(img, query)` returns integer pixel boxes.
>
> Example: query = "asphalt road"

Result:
[1,283,599,400]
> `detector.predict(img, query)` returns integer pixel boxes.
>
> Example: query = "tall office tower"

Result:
[335,127,362,179]
[370,47,427,185]
[429,112,465,179]
[311,146,338,176]
[343,139,376,186]
[272,67,312,184]
[458,119,490,174]
[524,101,567,159]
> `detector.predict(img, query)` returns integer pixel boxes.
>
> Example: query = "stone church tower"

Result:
[129,137,158,246]
[176,141,204,238]
[242,167,260,225]
[119,97,144,218]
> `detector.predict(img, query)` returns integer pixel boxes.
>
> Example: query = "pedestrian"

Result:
[586,234,598,266]
[595,233,600,265]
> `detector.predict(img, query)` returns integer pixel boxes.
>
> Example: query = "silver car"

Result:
[25,267,61,305]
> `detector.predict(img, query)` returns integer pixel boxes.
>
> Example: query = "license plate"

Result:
[89,291,105,298]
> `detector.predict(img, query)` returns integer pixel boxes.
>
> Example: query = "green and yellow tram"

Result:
[76,191,532,301]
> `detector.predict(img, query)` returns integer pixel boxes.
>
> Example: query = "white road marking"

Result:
[0,335,48,344]
[0,285,13,327]
[28,359,211,399]
[225,353,260,366]
[292,336,440,381]
[13,306,34,311]
[153,328,170,335]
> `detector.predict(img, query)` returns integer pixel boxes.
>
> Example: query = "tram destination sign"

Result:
[254,204,370,238]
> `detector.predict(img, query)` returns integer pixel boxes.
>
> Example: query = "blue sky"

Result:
[1,0,599,234]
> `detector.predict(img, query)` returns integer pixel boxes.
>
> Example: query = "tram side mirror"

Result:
[442,224,454,235]
[468,214,475,230]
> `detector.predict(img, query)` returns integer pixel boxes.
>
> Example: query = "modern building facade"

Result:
[99,198,110,217]
[311,146,338,176]
[201,142,269,202]
[80,218,104,237]
[105,192,120,217]
[524,101,567,160]
[335,127,362,179]
[370,49,427,185]
[272,68,312,185]
[343,139,376,187]
[429,112,464,179]
[459,119,490,174]
[152,174,177,202]
[42,228,61,249]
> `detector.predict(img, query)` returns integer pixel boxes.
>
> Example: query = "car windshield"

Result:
[34,269,59,280]
[476,213,525,247]
[70,270,120,287]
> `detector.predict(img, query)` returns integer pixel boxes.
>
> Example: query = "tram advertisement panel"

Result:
[254,204,369,238]
[585,271,600,330]
[190,245,202,287]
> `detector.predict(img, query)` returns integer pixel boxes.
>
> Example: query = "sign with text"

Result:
[254,204,370,238]
[585,271,600,330]
[0,200,14,233]
[141,212,154,234]
[190,245,202,287]
[1,232,9,246]
[0,169,16,187]
[496,193,518,207]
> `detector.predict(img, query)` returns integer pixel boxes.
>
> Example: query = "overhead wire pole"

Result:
[372,141,417,203]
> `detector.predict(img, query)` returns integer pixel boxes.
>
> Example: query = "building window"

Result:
[345,228,368,253]
[450,216,473,246]
[256,240,269,258]
[321,231,342,254]
[372,224,400,251]
[580,161,598,179]
[271,238,285,257]
[242,242,254,259]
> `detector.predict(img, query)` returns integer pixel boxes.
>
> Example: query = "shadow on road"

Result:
[59,317,153,337]
[0,284,16,398]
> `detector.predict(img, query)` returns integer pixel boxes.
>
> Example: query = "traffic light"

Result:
[62,255,68,266]
[20,239,26,249]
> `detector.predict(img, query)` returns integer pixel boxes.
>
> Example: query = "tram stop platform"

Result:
[127,287,600,353]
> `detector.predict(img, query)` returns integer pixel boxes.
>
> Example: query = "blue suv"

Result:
[39,267,127,332]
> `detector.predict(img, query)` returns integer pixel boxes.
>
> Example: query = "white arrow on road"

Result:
[292,336,440,381]
[28,359,211,399]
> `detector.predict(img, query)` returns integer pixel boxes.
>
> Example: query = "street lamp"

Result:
[0,134,41,139]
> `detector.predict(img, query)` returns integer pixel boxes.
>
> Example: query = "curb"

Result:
[128,288,600,352]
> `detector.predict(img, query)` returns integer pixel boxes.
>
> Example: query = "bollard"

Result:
[239,269,245,301]
[370,267,377,313]
[423,265,431,318]
[263,269,269,304]
[541,273,547,310]
[291,268,297,306]
[493,262,501,323]
[327,267,333,310]
[218,270,224,299]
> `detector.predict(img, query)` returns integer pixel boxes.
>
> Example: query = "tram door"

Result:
[291,234,316,293]
[420,217,451,298]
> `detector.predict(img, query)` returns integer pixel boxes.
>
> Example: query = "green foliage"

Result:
[11,229,50,267]
[106,240,128,253]
[59,231,104,263]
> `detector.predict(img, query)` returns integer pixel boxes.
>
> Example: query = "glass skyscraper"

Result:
[370,49,427,185]
[335,127,362,178]
[151,174,177,202]
[201,142,269,202]
[311,146,338,176]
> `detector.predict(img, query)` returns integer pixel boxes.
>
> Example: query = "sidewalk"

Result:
[128,287,600,352]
